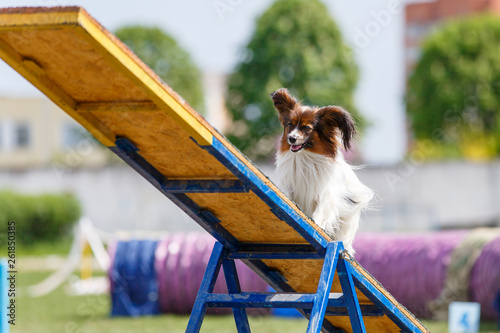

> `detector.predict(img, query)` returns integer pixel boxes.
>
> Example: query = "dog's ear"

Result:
[270,88,298,124]
[317,106,356,150]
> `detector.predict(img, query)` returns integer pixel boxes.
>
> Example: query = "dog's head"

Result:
[271,88,356,157]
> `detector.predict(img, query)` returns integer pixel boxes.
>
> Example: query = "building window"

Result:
[15,122,30,149]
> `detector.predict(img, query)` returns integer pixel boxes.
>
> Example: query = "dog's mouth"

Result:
[290,144,305,153]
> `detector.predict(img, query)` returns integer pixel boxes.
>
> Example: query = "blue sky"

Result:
[0,0,407,164]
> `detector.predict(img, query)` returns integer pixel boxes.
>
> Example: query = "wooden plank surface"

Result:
[0,7,428,333]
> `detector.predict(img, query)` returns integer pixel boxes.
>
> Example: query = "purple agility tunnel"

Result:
[109,233,269,316]
[155,233,270,315]
[354,229,500,320]
[108,230,500,321]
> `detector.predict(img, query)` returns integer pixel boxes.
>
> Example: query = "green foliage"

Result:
[407,15,500,159]
[0,191,81,244]
[115,26,205,113]
[226,0,361,160]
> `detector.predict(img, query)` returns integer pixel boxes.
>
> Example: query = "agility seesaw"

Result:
[0,7,429,332]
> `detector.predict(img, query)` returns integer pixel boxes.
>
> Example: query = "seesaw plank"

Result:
[0,7,428,333]
[90,110,234,179]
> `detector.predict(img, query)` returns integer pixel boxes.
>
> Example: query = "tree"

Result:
[115,26,205,113]
[406,15,500,159]
[225,0,361,160]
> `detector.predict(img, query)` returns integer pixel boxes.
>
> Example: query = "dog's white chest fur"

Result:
[275,150,336,216]
[275,150,373,254]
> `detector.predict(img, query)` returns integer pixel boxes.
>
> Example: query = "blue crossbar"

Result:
[204,292,382,316]
[186,241,370,333]
[161,179,248,193]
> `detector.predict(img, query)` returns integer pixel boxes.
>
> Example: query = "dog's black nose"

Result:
[288,136,296,144]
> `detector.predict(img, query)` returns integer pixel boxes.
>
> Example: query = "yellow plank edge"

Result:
[0,7,81,28]
[75,8,213,146]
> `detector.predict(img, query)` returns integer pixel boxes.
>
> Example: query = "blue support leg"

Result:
[338,254,367,333]
[222,259,251,333]
[306,242,340,333]
[186,242,225,333]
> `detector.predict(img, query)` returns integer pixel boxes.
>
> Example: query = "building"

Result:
[405,0,500,76]
[0,98,110,169]
[0,71,229,170]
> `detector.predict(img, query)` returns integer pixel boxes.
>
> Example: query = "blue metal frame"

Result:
[222,258,251,332]
[187,241,371,333]
[338,256,367,333]
[205,293,381,316]
[162,179,248,194]
[109,136,426,333]
[114,137,248,195]
[228,244,322,260]
[307,242,341,333]
[186,242,225,333]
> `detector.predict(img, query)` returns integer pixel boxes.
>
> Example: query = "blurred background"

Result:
[0,0,499,332]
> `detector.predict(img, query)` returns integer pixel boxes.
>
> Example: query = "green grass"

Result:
[422,320,498,333]
[11,271,499,332]
[14,237,73,256]
[13,271,310,333]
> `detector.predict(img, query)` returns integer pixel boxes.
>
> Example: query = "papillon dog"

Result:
[272,88,373,254]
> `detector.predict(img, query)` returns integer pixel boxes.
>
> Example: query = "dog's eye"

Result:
[287,123,293,129]
[304,125,313,132]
